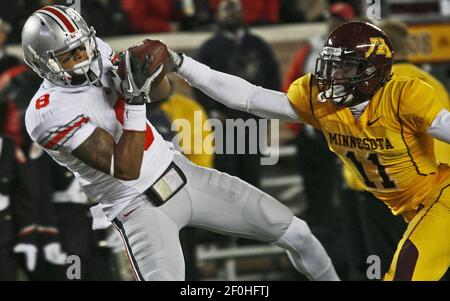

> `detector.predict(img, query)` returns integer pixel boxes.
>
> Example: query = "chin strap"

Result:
[72,60,92,75]
[318,85,354,106]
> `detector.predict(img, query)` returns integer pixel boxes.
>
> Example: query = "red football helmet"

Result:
[315,22,394,106]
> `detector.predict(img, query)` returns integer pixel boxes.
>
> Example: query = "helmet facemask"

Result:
[48,28,103,87]
[315,46,376,107]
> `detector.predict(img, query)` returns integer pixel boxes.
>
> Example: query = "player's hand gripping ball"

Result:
[117,39,169,85]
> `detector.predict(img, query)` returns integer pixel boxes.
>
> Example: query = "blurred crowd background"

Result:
[0,0,364,42]
[0,0,450,281]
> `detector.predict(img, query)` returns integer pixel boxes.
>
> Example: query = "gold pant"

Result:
[384,184,450,280]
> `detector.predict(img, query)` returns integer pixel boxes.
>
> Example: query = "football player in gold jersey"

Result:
[340,20,450,278]
[167,21,450,280]
[286,34,450,281]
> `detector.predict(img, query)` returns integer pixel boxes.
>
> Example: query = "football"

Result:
[117,39,169,85]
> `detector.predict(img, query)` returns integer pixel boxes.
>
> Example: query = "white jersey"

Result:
[25,38,173,220]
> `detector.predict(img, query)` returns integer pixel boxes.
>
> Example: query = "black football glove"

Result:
[113,50,164,105]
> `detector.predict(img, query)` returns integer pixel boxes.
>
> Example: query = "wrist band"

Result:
[123,104,146,132]
[110,154,115,177]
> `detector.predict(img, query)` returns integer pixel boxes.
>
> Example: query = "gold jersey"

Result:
[288,74,450,215]
[392,63,450,165]
[343,63,450,191]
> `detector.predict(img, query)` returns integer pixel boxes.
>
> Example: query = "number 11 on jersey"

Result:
[346,151,397,189]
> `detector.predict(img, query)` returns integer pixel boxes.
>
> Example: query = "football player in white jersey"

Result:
[23,5,339,281]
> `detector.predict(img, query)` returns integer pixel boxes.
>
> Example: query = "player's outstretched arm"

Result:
[73,127,145,181]
[168,50,302,122]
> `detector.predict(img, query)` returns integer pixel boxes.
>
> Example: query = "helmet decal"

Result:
[322,47,343,57]
[365,37,393,59]
[37,6,78,33]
